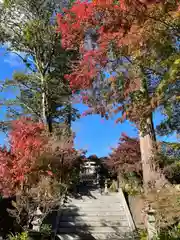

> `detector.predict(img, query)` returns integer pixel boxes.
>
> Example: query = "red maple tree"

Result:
[57,0,179,123]
[107,133,142,176]
[57,0,175,90]
[0,118,47,196]
[0,118,82,197]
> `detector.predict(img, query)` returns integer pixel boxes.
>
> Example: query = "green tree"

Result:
[0,0,79,134]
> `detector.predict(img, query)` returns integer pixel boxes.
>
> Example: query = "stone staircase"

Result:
[57,188,136,240]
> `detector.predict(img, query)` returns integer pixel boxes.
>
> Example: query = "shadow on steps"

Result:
[45,184,138,240]
[57,205,97,240]
[56,204,138,239]
[69,182,99,200]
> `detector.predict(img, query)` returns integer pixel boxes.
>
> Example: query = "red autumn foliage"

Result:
[0,118,47,197]
[57,0,179,124]
[57,0,170,90]
[10,118,47,163]
[0,118,82,197]
[57,1,94,50]
[107,133,142,176]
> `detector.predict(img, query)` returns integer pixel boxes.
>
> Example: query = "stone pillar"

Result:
[96,172,99,185]
[104,179,109,195]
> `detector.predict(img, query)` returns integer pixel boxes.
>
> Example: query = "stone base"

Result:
[128,195,145,229]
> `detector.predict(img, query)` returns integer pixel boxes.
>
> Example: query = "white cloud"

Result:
[3,43,26,68]
[3,42,11,49]
[4,52,23,67]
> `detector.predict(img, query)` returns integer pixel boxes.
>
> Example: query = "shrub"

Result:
[145,186,180,229]
[0,118,83,233]
[120,172,143,196]
[163,163,180,184]
[157,224,180,240]
[139,225,180,240]
[8,232,28,240]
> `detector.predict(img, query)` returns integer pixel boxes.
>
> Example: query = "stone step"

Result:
[61,206,124,212]
[68,194,121,198]
[85,191,119,195]
[68,193,121,199]
[59,220,130,228]
[68,192,120,197]
[59,215,128,222]
[66,203,123,208]
[57,232,135,240]
[61,211,126,217]
[58,226,131,234]
[57,189,135,240]
[68,194,120,198]
[66,200,123,205]
[61,204,124,212]
[65,197,122,202]
[68,195,121,198]
[77,193,120,196]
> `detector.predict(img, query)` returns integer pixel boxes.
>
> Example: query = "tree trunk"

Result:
[41,75,53,133]
[139,115,168,190]
[46,114,53,133]
[41,76,47,124]
[139,115,156,187]
[65,102,72,136]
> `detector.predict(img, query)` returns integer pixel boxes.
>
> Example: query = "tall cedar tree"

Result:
[57,0,180,188]
[0,0,79,134]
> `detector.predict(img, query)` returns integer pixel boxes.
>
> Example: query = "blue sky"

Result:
[0,47,178,157]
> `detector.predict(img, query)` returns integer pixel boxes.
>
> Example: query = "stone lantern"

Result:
[31,207,43,231]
